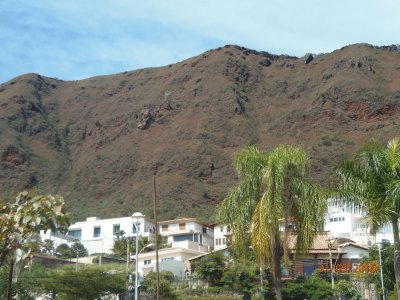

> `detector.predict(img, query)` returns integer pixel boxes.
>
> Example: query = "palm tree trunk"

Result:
[391,218,400,300]
[270,232,282,300]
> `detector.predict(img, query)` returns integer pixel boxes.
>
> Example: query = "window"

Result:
[93,226,101,238]
[220,226,223,232]
[173,234,197,242]
[161,257,174,261]
[216,238,220,245]
[179,223,186,230]
[329,218,333,222]
[68,229,82,239]
[222,238,226,245]
[333,218,338,222]
[202,227,207,234]
[162,225,169,232]
[144,259,151,265]
[113,224,120,235]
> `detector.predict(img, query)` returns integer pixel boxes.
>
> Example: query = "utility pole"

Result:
[378,243,386,300]
[75,249,79,272]
[327,238,335,289]
[126,237,130,300]
[153,164,160,300]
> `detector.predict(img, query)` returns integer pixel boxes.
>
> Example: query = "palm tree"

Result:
[335,137,400,299]
[217,145,327,300]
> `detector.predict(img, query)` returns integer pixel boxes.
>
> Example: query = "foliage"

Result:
[0,191,69,267]
[217,145,327,299]
[111,231,161,258]
[335,280,362,300]
[221,258,259,300]
[71,241,88,257]
[40,264,125,299]
[56,243,73,258]
[194,251,226,286]
[360,239,395,291]
[334,137,400,296]
[141,271,181,300]
[282,276,333,300]
[334,137,400,236]
[55,241,88,258]
[41,239,55,255]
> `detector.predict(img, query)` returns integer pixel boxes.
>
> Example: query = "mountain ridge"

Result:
[0,43,399,222]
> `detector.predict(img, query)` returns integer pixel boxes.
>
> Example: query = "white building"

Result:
[158,218,214,251]
[213,224,229,250]
[135,218,215,278]
[41,215,156,255]
[324,199,396,246]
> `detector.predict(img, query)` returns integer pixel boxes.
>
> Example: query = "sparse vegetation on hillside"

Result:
[0,44,399,221]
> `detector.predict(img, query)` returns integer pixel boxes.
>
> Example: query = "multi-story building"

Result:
[324,199,396,246]
[41,215,156,255]
[158,218,214,251]
[136,218,215,278]
[213,224,229,250]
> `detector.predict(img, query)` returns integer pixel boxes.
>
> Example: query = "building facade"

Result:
[41,215,156,255]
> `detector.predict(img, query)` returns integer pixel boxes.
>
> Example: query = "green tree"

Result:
[0,191,69,299]
[282,276,334,300]
[71,241,88,257]
[141,271,181,300]
[194,251,226,286]
[41,265,126,299]
[41,239,55,256]
[360,239,395,293]
[335,280,362,300]
[56,243,74,258]
[334,137,400,298]
[222,258,259,300]
[217,145,327,300]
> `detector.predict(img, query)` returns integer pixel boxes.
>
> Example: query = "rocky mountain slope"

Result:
[0,43,399,222]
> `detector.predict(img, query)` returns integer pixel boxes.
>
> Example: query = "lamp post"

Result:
[377,242,386,300]
[327,238,336,289]
[132,212,144,300]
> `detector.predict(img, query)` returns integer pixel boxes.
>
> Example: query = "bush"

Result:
[141,271,181,300]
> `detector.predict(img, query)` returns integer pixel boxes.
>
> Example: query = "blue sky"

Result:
[1,0,399,84]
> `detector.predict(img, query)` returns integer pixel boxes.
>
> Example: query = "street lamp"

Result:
[377,242,386,300]
[326,238,336,289]
[132,212,144,300]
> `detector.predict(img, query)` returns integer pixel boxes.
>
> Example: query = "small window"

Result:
[144,259,152,265]
[220,226,223,232]
[68,229,82,239]
[333,218,337,222]
[222,238,226,245]
[161,257,174,261]
[342,217,345,221]
[94,226,101,238]
[113,224,120,235]
[162,225,168,232]
[202,227,207,234]
[179,223,186,230]
[329,218,333,222]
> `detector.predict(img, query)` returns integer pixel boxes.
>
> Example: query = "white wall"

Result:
[65,215,154,254]
[214,225,229,250]
[159,220,214,249]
